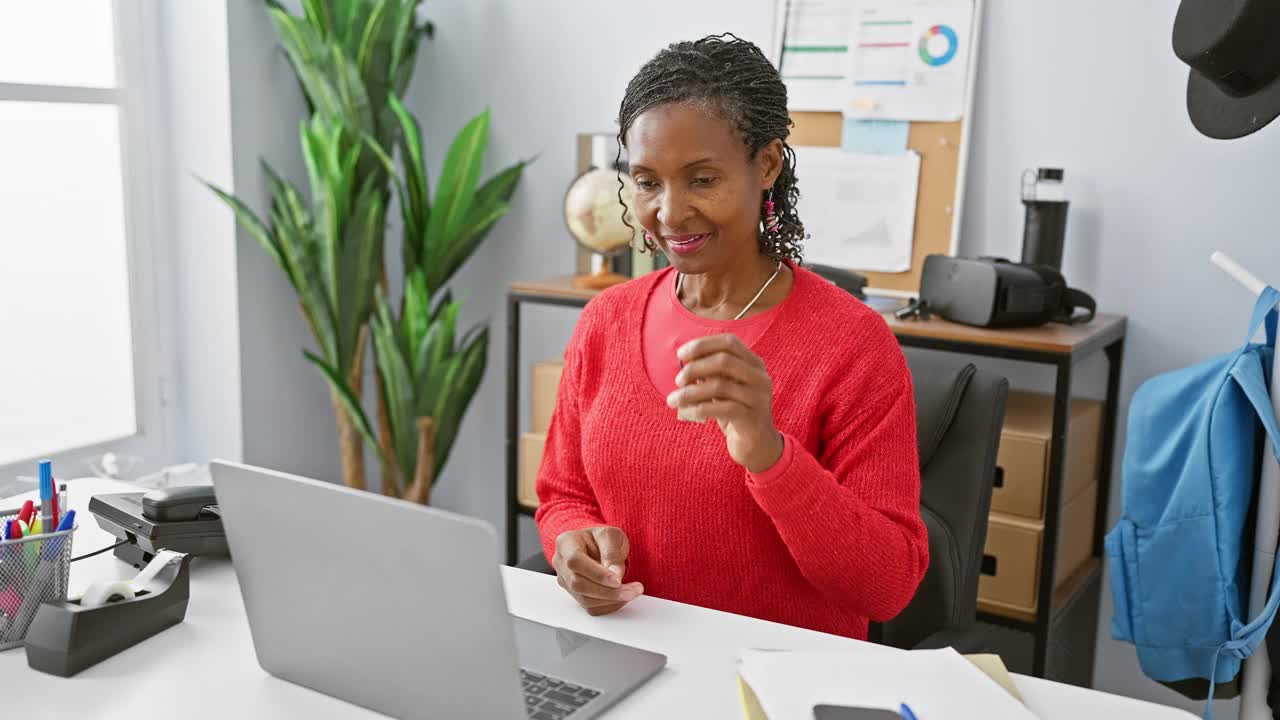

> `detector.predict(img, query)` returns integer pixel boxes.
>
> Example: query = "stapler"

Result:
[88,486,228,568]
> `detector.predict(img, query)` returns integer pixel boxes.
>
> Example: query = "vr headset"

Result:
[909,255,1096,328]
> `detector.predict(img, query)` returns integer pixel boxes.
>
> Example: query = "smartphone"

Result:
[812,705,902,720]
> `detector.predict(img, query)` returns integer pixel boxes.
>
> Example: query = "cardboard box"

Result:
[519,432,546,509]
[978,481,1099,618]
[531,361,564,435]
[993,392,1103,519]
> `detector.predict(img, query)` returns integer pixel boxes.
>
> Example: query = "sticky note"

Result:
[841,118,910,155]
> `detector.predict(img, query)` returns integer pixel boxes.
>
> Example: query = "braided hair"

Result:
[616,33,804,262]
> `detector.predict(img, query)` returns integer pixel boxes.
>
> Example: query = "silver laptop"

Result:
[211,460,666,719]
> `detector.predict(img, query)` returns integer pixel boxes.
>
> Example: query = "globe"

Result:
[563,167,639,288]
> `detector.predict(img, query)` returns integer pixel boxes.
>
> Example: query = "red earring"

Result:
[763,190,780,235]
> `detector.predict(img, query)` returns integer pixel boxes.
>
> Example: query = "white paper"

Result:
[793,146,920,273]
[773,0,856,111]
[738,647,1038,720]
[844,0,974,121]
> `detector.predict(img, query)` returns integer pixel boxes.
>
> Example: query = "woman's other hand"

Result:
[552,526,644,616]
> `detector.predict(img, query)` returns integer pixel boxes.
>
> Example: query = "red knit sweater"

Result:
[535,264,928,639]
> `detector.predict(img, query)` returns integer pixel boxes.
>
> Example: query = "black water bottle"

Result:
[1020,168,1069,270]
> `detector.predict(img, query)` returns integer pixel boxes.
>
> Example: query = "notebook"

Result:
[737,648,1034,720]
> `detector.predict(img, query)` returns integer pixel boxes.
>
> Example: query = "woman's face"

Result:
[625,102,781,275]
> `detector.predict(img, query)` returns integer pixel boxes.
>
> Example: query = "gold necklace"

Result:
[675,260,784,321]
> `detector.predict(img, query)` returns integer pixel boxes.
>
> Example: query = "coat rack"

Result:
[1212,251,1280,720]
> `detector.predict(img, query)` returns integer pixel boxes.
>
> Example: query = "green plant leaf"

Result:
[356,0,391,89]
[389,1,418,93]
[271,9,344,118]
[265,166,341,365]
[401,269,432,365]
[430,199,511,293]
[301,0,333,38]
[473,159,527,209]
[388,95,429,273]
[431,326,488,478]
[335,178,385,368]
[411,324,440,411]
[425,159,525,292]
[205,182,290,283]
[304,349,381,463]
[371,294,418,479]
[422,109,490,294]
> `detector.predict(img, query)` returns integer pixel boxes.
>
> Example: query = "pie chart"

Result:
[918,24,958,67]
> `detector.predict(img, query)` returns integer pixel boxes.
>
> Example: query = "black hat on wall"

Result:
[1174,0,1280,139]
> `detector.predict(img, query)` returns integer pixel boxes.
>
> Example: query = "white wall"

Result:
[157,0,243,464]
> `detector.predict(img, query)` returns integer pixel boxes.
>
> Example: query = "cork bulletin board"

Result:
[786,112,966,294]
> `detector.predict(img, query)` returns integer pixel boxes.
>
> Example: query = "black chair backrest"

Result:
[879,349,1009,650]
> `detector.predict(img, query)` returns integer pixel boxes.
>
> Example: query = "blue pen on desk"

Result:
[899,703,918,720]
[38,460,54,534]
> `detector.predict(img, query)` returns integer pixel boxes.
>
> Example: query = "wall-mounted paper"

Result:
[844,0,975,121]
[793,146,921,274]
[841,118,911,155]
[773,0,856,111]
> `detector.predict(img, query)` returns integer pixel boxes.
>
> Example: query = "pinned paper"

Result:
[774,0,857,111]
[844,0,975,121]
[841,118,910,155]
[792,146,920,273]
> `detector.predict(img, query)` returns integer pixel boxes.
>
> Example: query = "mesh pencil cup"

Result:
[0,504,75,650]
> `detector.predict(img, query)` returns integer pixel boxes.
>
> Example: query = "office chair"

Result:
[519,349,1008,655]
[875,348,1008,652]
[806,263,868,300]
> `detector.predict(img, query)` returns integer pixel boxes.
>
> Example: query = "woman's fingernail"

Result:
[666,391,679,408]
[675,370,686,386]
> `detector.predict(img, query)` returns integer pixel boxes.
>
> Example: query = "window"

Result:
[0,2,169,480]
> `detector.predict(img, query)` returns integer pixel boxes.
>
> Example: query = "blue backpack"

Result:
[1107,286,1280,715]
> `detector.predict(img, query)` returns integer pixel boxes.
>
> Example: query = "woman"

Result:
[534,34,928,641]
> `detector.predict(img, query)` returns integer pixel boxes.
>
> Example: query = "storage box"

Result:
[993,392,1102,519]
[978,481,1099,619]
[531,361,564,435]
[519,432,546,509]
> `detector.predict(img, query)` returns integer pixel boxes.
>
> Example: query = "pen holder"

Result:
[23,552,192,677]
[0,504,75,651]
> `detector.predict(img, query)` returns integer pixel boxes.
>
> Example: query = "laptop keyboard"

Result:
[521,669,601,719]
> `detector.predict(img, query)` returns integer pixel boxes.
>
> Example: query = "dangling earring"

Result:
[763,190,780,235]
[643,230,654,245]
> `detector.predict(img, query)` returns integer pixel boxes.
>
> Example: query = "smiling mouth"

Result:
[665,233,708,246]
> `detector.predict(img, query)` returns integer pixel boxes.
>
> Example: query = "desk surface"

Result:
[509,276,1125,356]
[0,478,1191,719]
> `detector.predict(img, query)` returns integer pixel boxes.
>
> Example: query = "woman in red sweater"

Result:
[535,34,928,641]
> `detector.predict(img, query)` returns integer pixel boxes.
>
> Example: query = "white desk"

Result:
[0,478,1193,719]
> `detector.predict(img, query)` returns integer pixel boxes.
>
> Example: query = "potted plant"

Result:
[209,0,526,502]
